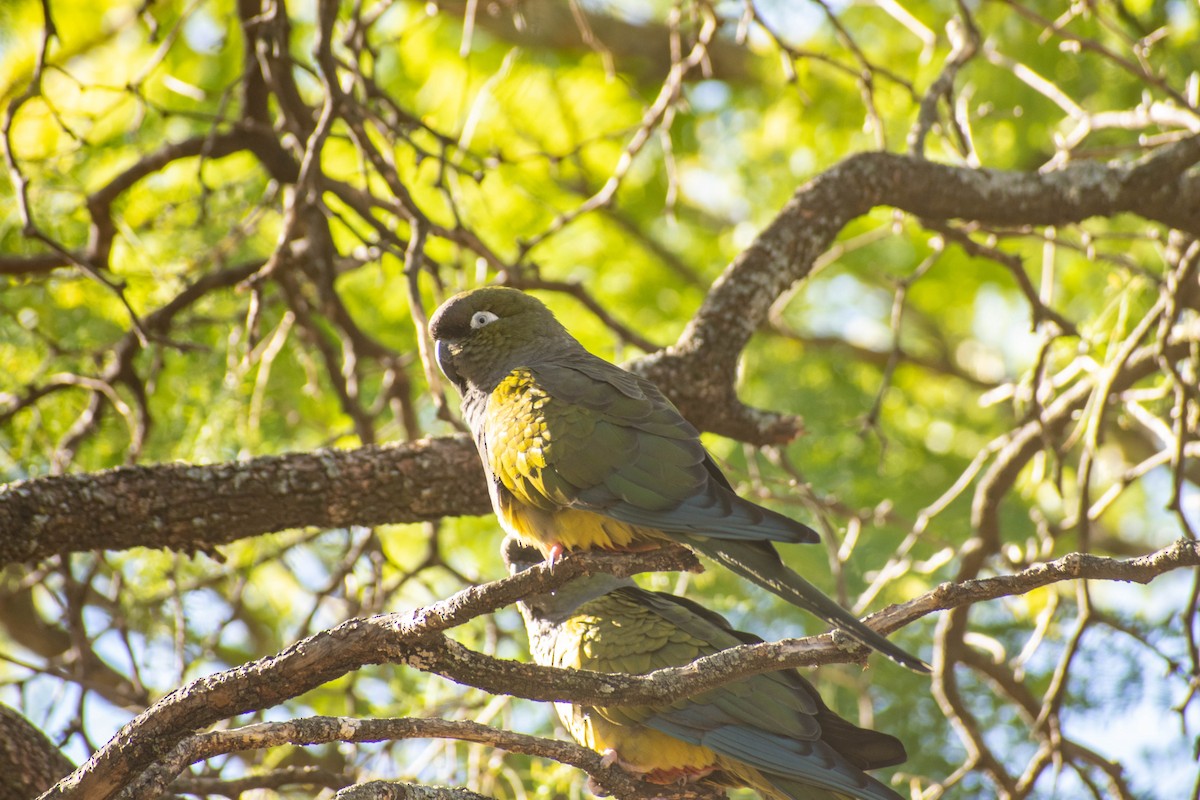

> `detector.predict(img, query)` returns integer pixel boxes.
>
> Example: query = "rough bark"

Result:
[0,437,487,566]
[0,705,73,800]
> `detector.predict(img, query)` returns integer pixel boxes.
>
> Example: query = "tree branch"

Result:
[0,437,488,566]
[636,138,1200,442]
[435,0,754,85]
[1,703,73,800]
[125,717,667,800]
[37,538,1197,800]
[333,782,498,800]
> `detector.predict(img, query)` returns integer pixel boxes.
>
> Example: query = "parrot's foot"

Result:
[586,750,622,797]
[546,542,566,567]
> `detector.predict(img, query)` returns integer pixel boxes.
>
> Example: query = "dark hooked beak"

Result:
[435,339,463,392]
[501,536,543,575]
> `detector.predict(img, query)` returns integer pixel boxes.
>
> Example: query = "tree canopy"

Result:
[1,1,1198,799]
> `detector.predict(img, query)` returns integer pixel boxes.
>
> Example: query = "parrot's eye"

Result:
[470,310,499,330]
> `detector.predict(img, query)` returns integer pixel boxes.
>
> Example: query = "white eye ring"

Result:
[470,310,499,330]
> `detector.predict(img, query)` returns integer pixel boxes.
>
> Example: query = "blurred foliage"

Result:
[2,0,1199,798]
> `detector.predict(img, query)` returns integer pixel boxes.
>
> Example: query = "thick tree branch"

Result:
[1,704,73,800]
[636,138,1200,442]
[0,437,488,565]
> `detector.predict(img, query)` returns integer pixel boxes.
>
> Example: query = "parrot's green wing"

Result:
[565,588,905,800]
[644,590,907,772]
[484,357,818,544]
[562,589,814,732]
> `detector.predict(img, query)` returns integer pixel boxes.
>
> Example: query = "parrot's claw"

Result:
[546,542,565,568]
[583,776,613,797]
[586,750,622,797]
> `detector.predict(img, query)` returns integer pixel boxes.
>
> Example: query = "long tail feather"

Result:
[689,539,929,674]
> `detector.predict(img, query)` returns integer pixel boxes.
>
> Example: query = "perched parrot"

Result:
[504,538,908,800]
[429,286,926,673]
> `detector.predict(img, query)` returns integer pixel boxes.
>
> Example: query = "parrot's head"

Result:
[428,287,576,396]
[501,536,631,637]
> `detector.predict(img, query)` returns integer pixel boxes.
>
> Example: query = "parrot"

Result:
[429,286,927,673]
[503,538,908,800]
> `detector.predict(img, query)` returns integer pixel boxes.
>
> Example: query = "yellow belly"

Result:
[558,703,717,781]
[498,496,651,554]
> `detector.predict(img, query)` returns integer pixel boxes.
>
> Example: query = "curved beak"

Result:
[501,535,543,575]
[435,339,463,391]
